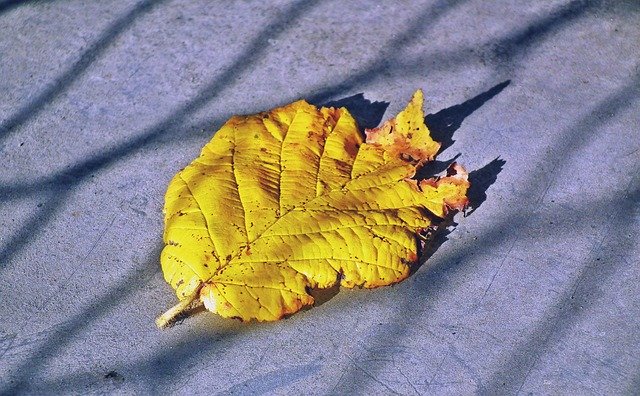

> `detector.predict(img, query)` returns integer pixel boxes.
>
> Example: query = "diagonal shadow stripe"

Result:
[415,74,640,393]
[0,0,599,201]
[307,0,469,105]
[326,1,608,390]
[0,243,163,395]
[0,1,475,201]
[331,62,640,395]
[0,0,47,16]
[482,174,640,394]
[490,0,596,69]
[0,0,168,143]
[0,0,322,271]
[2,2,637,393]
[0,2,325,393]
[0,189,67,275]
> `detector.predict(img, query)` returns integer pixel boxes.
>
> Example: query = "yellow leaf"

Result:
[156,89,470,327]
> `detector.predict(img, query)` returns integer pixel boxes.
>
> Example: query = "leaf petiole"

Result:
[156,284,204,329]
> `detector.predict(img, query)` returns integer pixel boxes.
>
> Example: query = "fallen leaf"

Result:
[156,90,469,327]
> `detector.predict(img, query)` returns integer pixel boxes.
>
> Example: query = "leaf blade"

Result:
[158,90,470,325]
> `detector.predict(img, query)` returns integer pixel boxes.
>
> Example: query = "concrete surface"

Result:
[1,0,639,394]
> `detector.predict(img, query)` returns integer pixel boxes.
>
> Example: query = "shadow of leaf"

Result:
[425,80,510,153]
[320,93,389,130]
[466,157,506,215]
[415,154,504,273]
[416,154,461,179]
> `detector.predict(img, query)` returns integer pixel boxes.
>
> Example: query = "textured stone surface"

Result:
[1,0,638,394]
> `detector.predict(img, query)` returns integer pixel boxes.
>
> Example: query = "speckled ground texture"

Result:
[1,0,639,394]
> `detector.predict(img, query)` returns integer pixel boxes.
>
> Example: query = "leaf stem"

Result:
[156,285,204,329]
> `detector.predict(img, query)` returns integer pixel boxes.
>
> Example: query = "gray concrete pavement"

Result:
[1,0,639,394]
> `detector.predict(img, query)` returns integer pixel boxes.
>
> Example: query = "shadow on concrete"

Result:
[490,0,595,70]
[480,74,640,394]
[3,0,638,393]
[411,154,504,277]
[328,1,637,389]
[345,72,640,394]
[0,189,68,272]
[466,157,506,215]
[133,325,248,393]
[628,370,640,395]
[218,363,322,395]
[416,80,510,181]
[307,0,470,105]
[0,0,597,202]
[0,0,321,270]
[454,74,637,394]
[484,178,639,394]
[0,1,323,392]
[320,93,389,130]
[426,81,510,154]
[416,153,462,180]
[0,0,607,200]
[307,0,603,107]
[7,324,316,394]
[0,0,167,143]
[0,242,164,394]
[0,0,48,16]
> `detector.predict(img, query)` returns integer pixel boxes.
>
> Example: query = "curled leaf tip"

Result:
[364,89,440,165]
[418,163,470,216]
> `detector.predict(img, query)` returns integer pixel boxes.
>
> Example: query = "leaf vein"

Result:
[248,178,423,244]
[216,281,308,295]
[231,128,250,243]
[235,257,405,273]
[278,108,301,213]
[314,111,338,196]
[177,173,220,263]
[262,222,406,238]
